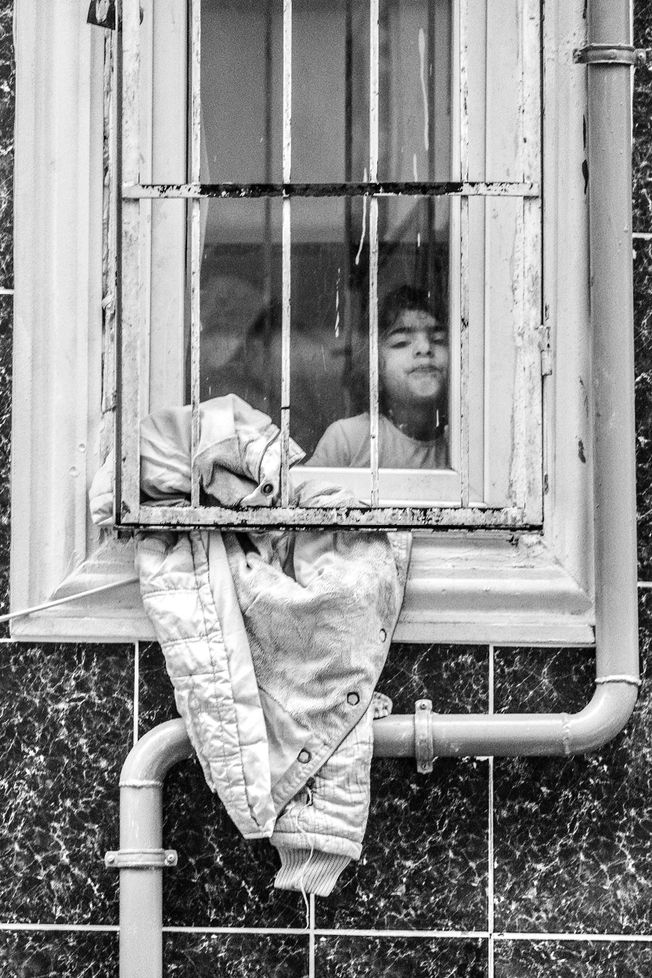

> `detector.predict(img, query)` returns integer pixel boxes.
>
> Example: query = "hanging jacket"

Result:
[90,395,411,895]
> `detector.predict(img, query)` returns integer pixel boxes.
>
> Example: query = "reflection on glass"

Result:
[198,199,283,428]
[378,0,452,184]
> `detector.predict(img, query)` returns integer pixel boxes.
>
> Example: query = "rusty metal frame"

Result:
[121,180,540,198]
[118,502,537,531]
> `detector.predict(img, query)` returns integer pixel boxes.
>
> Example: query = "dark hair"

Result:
[379,285,439,339]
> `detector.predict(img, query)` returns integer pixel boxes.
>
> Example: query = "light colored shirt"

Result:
[308,413,448,469]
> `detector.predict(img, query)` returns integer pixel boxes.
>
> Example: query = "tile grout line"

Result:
[488,644,495,978]
[2,923,652,943]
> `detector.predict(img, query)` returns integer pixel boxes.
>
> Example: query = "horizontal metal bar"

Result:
[120,504,538,530]
[122,180,540,199]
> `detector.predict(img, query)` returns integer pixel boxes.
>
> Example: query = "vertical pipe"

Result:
[587,0,639,683]
[116,720,194,978]
[189,0,202,508]
[118,786,164,978]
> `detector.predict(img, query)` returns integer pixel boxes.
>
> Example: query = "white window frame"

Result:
[10,0,595,645]
[117,0,543,529]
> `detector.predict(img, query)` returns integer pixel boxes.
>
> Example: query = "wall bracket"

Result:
[104,848,178,870]
[414,699,435,774]
[573,44,651,66]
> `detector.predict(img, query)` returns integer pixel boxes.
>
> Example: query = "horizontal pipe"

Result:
[373,683,639,757]
[123,673,638,795]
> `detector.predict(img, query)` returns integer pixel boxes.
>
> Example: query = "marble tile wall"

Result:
[1,1,652,976]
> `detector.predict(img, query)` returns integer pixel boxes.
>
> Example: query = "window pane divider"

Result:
[121,181,540,199]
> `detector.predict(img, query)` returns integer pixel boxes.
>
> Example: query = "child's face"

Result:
[379,309,448,411]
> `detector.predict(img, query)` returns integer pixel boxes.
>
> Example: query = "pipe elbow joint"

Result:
[562,680,639,754]
[120,718,193,786]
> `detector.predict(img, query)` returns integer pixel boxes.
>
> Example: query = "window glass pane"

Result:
[376,196,450,471]
[290,196,368,457]
[198,198,283,428]
[292,0,369,184]
[201,0,283,184]
[294,196,451,472]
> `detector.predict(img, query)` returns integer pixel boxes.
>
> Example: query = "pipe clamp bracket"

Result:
[573,45,650,67]
[104,848,178,870]
[414,699,434,774]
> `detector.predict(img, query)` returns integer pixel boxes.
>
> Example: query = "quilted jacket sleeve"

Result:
[135,529,277,839]
[270,707,375,896]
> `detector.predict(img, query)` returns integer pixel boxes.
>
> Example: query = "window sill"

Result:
[9,530,593,646]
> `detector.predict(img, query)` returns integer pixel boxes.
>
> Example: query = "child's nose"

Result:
[413,331,434,355]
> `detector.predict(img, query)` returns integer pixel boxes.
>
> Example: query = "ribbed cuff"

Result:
[274,847,351,897]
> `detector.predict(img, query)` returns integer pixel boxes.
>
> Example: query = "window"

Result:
[10,1,602,645]
[116,0,543,529]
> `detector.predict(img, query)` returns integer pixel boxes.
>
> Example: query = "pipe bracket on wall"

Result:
[414,699,435,774]
[105,848,178,870]
[573,44,651,67]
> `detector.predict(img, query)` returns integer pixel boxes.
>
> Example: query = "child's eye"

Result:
[430,332,448,345]
[384,333,409,348]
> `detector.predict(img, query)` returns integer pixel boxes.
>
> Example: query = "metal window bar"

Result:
[425,0,437,297]
[117,0,142,525]
[281,0,292,508]
[459,0,470,508]
[369,0,380,506]
[116,0,540,531]
[189,0,202,509]
[343,0,353,417]
[263,0,275,414]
